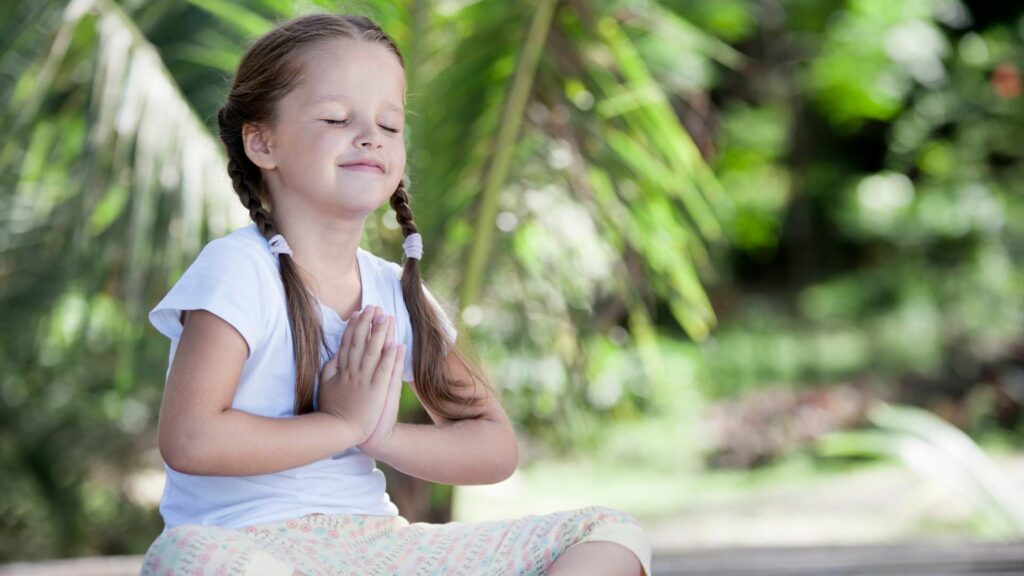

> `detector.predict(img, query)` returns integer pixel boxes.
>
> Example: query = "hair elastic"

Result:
[403,233,423,260]
[268,234,293,257]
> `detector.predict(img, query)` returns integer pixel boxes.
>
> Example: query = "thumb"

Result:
[321,345,342,381]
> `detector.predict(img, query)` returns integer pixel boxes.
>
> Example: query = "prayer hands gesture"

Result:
[318,305,404,456]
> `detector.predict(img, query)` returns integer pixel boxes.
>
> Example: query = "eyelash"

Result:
[323,119,399,133]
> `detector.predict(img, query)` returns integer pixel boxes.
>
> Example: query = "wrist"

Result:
[363,422,403,460]
[322,412,366,450]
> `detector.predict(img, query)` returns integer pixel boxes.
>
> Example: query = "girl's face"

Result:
[262,39,407,220]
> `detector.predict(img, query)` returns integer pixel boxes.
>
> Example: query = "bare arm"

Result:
[377,418,518,485]
[158,309,360,476]
[370,353,519,485]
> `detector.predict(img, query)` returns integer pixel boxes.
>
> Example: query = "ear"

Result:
[242,122,277,170]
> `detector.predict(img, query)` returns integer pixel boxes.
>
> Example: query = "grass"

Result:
[454,414,1024,548]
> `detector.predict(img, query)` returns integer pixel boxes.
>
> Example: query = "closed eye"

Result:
[323,119,400,133]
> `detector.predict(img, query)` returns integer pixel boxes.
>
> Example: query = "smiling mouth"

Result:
[340,164,384,174]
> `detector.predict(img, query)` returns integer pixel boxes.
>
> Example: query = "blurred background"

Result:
[1,0,1023,569]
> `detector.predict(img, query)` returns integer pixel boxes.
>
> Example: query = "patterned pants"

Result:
[140,505,652,575]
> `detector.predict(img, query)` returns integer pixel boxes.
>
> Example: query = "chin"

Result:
[332,199,387,219]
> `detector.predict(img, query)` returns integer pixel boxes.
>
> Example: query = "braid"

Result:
[389,181,418,237]
[218,107,278,238]
[217,104,325,415]
[388,180,490,419]
[226,154,278,237]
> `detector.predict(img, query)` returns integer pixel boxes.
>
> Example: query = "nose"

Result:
[357,133,380,148]
[354,119,383,149]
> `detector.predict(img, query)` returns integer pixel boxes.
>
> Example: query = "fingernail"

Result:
[374,314,387,325]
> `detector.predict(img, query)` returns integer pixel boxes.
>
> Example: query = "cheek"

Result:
[289,134,337,172]
[392,146,406,173]
[389,149,406,187]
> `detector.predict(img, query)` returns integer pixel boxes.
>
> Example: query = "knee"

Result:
[576,507,652,575]
[583,506,644,529]
[568,505,649,546]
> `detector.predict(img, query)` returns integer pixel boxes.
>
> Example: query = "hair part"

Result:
[216,12,490,420]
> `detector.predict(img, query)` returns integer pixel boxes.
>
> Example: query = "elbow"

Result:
[494,431,520,483]
[468,425,518,485]
[159,438,194,474]
[158,419,208,475]
[507,434,520,478]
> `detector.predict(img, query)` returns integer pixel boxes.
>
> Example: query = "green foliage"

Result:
[3,0,1024,560]
[684,0,1024,401]
[1,0,729,559]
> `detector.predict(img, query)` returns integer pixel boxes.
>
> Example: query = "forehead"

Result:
[293,39,405,110]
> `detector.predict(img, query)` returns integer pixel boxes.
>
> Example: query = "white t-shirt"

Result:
[148,223,457,531]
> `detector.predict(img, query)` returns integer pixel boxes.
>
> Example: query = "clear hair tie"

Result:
[268,234,293,257]
[403,233,423,260]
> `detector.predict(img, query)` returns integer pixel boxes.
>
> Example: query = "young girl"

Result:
[141,12,652,576]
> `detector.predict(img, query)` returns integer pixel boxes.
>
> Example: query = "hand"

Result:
[318,305,405,444]
[358,353,404,458]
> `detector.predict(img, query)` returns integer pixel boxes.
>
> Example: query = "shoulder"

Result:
[148,223,278,350]
[197,223,276,274]
[181,224,282,294]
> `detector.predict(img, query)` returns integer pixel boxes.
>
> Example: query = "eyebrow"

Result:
[312,94,404,113]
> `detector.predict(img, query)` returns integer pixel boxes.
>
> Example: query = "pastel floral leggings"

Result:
[140,505,652,576]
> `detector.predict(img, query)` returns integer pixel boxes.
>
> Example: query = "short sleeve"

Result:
[400,283,458,382]
[149,238,268,360]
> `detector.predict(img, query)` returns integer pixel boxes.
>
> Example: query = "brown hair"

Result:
[215,12,490,420]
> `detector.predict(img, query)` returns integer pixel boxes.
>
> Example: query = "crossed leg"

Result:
[547,540,644,576]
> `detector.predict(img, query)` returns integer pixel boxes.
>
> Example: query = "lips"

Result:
[339,160,385,173]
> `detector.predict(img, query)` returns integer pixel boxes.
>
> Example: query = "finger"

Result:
[379,342,404,387]
[385,314,395,347]
[380,349,404,414]
[337,308,362,370]
[346,305,378,371]
[389,343,405,385]
[374,315,396,371]
[374,342,399,386]
[322,353,339,379]
[360,314,392,374]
